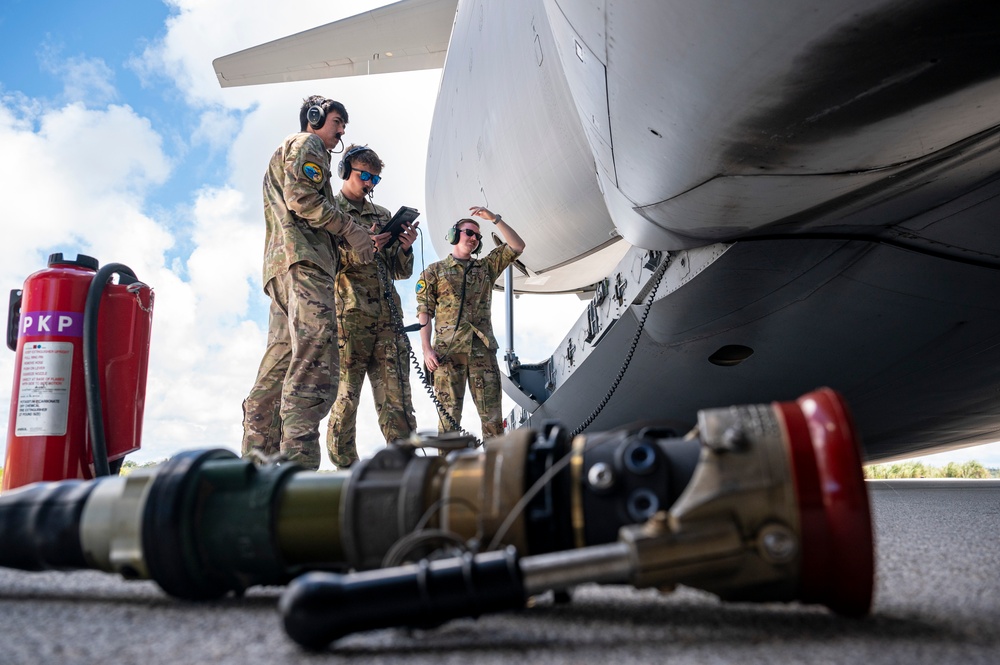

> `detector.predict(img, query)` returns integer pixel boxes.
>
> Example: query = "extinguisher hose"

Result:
[0,480,97,571]
[83,263,139,477]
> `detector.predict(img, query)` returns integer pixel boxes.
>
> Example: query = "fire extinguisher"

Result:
[3,253,154,491]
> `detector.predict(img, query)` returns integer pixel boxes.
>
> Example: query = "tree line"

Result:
[864,459,999,479]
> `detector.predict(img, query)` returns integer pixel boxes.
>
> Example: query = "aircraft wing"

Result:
[212,0,458,87]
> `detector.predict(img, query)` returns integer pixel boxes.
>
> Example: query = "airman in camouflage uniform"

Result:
[242,97,376,470]
[416,208,525,439]
[326,145,419,469]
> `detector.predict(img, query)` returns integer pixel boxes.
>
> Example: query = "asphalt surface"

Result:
[1,479,998,664]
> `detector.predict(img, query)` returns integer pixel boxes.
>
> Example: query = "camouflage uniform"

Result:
[242,132,373,470]
[326,193,417,468]
[415,243,521,438]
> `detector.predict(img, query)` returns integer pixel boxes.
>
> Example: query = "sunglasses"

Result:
[352,168,381,185]
[460,228,482,240]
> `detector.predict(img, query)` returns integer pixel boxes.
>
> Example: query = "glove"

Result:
[343,219,375,264]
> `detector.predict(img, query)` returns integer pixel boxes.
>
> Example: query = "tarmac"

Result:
[1,479,998,664]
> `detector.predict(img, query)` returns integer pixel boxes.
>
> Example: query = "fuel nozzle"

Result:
[276,388,873,649]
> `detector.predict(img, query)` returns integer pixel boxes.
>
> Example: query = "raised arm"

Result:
[469,207,524,253]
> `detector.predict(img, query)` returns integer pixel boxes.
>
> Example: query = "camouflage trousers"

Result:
[326,311,416,468]
[433,336,504,440]
[242,263,339,470]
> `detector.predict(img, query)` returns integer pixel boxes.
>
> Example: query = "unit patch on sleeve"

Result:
[302,162,324,184]
[415,279,427,295]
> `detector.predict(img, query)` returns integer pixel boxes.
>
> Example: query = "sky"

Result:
[0,0,997,472]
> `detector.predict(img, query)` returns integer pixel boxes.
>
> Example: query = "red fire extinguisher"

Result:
[3,253,154,491]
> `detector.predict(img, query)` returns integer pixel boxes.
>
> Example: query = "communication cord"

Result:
[571,255,670,437]
[369,199,481,445]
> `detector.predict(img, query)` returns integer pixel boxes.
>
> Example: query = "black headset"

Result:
[337,145,372,181]
[446,220,482,254]
[306,103,328,130]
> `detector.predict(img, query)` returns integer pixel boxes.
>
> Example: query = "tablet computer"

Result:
[381,206,420,239]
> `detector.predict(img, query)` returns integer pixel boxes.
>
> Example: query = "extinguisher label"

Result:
[15,341,73,437]
[19,311,84,337]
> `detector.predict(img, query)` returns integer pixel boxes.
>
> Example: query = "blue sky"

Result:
[0,0,997,471]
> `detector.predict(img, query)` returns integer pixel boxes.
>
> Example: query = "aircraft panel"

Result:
[520,237,1000,461]
[602,0,1000,210]
[424,0,618,284]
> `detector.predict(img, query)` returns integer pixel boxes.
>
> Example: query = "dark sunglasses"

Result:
[352,168,381,185]
[460,228,482,240]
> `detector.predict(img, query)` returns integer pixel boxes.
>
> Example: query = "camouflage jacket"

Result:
[415,244,521,355]
[332,193,414,321]
[261,133,371,287]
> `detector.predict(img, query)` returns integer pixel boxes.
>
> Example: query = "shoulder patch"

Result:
[415,279,427,295]
[302,162,324,183]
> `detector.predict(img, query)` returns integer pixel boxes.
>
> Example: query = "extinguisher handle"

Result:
[84,263,138,478]
[7,288,21,352]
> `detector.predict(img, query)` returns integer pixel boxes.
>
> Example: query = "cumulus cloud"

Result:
[0,101,173,291]
[135,184,265,456]
[190,106,242,152]
[40,46,118,107]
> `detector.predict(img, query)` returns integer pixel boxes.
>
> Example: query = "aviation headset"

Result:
[337,145,373,181]
[446,220,483,254]
[306,102,330,130]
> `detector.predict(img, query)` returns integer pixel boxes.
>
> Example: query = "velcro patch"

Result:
[303,162,324,183]
[415,279,427,295]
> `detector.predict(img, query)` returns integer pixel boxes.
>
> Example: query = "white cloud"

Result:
[40,46,118,107]
[41,103,172,198]
[186,186,259,323]
[0,91,42,128]
[190,107,241,152]
[0,101,173,292]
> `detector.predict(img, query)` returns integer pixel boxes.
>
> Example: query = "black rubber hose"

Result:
[140,448,240,600]
[0,480,98,571]
[83,263,138,477]
[280,547,526,650]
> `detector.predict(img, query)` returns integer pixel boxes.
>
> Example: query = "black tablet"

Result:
[381,206,420,239]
